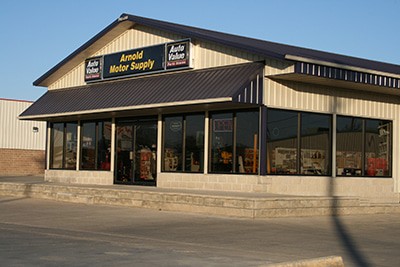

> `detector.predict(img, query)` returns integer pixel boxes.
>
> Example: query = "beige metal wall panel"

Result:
[93,25,180,57]
[0,99,46,150]
[49,64,85,90]
[194,41,262,69]
[264,59,294,76]
[49,25,262,90]
[264,79,331,113]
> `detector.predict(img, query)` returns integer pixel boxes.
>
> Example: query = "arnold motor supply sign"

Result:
[84,39,191,83]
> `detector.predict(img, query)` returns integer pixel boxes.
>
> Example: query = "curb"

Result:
[263,256,344,267]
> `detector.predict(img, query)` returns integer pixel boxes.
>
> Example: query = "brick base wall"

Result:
[45,169,113,185]
[0,148,45,176]
[157,173,271,192]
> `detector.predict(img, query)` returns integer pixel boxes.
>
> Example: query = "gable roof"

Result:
[33,13,400,87]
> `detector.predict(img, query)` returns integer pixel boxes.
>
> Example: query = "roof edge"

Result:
[19,98,233,121]
[285,55,400,79]
[33,13,400,88]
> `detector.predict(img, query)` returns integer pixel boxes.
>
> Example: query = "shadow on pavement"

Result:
[330,178,372,267]
[0,197,29,203]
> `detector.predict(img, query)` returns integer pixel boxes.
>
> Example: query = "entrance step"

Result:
[1,181,399,218]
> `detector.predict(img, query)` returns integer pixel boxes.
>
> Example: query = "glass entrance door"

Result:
[115,118,157,185]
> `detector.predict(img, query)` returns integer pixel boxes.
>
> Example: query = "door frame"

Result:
[114,117,158,186]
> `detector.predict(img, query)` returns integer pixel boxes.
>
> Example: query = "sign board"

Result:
[213,118,233,132]
[103,44,165,79]
[84,57,102,82]
[166,40,190,69]
[84,39,192,83]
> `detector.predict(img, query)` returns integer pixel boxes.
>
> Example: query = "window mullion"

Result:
[362,119,366,176]
[182,117,186,172]
[63,123,67,169]
[233,113,237,173]
[297,113,301,174]
[94,122,99,170]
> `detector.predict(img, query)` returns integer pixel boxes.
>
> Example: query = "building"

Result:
[20,14,400,202]
[1,98,46,175]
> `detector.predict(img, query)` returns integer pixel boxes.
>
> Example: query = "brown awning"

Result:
[21,62,264,120]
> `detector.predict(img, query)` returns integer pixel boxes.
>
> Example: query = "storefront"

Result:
[20,14,400,202]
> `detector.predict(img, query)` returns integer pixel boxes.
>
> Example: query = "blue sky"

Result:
[1,0,400,101]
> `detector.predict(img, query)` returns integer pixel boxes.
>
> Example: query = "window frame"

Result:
[80,120,112,171]
[336,115,392,178]
[209,109,260,175]
[49,122,78,170]
[266,108,333,176]
[162,113,205,173]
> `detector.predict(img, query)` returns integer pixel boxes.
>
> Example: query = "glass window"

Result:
[267,109,298,174]
[336,117,362,176]
[210,110,259,174]
[163,114,205,172]
[210,113,233,173]
[81,122,96,169]
[365,119,391,177]
[97,122,112,171]
[50,122,77,169]
[64,123,77,169]
[115,124,133,182]
[301,113,331,175]
[50,123,64,169]
[266,109,332,175]
[185,114,204,172]
[81,121,111,171]
[236,111,259,174]
[163,116,183,171]
[336,116,392,177]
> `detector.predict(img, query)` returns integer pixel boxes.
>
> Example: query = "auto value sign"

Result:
[85,39,191,83]
[166,40,190,69]
[84,57,102,81]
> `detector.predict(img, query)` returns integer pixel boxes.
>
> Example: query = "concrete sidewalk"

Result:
[0,175,399,218]
[1,196,399,266]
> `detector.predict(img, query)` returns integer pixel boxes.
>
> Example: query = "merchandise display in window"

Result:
[336,116,391,177]
[267,109,331,175]
[270,147,297,174]
[115,118,157,185]
[163,114,204,172]
[211,110,259,174]
[164,148,179,171]
[50,122,77,169]
[365,121,391,176]
[301,149,326,175]
[81,121,111,171]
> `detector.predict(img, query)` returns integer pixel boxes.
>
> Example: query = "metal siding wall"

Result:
[0,100,46,150]
[264,58,294,76]
[194,41,262,69]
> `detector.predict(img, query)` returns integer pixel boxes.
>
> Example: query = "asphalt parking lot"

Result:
[0,196,399,266]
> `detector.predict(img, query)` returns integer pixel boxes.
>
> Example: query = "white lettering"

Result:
[169,44,185,53]
[87,60,99,67]
[168,52,185,61]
